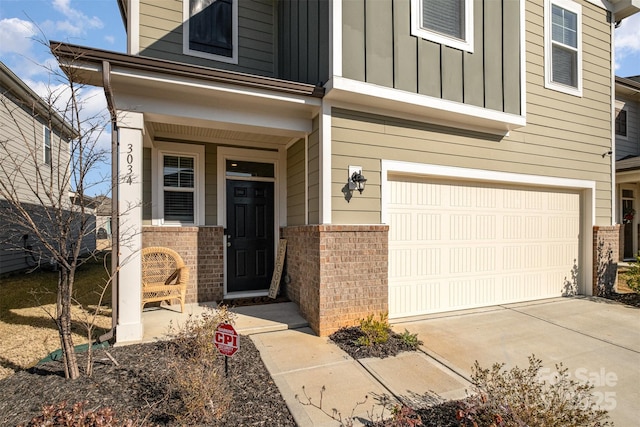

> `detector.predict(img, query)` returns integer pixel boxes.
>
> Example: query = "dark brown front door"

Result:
[226,180,274,293]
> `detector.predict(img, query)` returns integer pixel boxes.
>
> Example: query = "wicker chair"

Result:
[141,246,189,313]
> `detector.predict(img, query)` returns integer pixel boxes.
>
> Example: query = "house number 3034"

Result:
[126,143,133,185]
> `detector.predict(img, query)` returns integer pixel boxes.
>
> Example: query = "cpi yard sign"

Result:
[214,323,239,357]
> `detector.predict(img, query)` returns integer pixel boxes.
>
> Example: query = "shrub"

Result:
[19,401,133,427]
[457,355,611,427]
[397,329,422,348]
[163,306,235,424]
[356,313,390,346]
[622,256,640,293]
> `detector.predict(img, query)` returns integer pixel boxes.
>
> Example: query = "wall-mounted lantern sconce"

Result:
[348,166,367,194]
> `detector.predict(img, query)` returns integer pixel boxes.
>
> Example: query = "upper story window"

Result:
[183,0,238,64]
[545,0,582,97]
[44,126,51,165]
[616,109,628,137]
[410,0,474,53]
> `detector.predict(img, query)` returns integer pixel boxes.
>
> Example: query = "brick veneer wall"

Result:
[282,225,389,336]
[142,226,224,303]
[593,225,620,296]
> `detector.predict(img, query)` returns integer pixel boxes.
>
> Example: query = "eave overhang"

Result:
[616,76,640,101]
[616,157,640,185]
[610,0,640,20]
[325,76,526,136]
[0,61,77,139]
[50,41,324,99]
[49,41,324,136]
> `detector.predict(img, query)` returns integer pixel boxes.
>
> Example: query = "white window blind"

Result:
[544,0,582,96]
[411,0,473,53]
[551,5,578,87]
[422,0,464,40]
[163,155,195,223]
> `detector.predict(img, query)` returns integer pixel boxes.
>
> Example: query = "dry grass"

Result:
[0,256,112,379]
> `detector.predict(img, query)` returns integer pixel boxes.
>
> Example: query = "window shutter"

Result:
[422,0,464,39]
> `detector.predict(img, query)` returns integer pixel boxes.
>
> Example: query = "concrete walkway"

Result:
[141,297,640,426]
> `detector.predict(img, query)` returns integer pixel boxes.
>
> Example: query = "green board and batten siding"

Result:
[278,0,330,85]
[332,0,612,226]
[341,0,521,115]
[138,0,275,77]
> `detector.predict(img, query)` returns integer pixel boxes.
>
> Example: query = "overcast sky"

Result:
[0,0,639,194]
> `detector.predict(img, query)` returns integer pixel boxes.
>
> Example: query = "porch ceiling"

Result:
[147,121,293,148]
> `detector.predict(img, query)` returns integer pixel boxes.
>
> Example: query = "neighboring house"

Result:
[614,76,640,260]
[52,0,638,343]
[94,195,113,250]
[0,62,95,274]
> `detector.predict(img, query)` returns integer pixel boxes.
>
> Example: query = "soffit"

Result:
[148,122,292,147]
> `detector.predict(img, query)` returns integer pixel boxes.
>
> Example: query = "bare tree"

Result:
[0,55,110,379]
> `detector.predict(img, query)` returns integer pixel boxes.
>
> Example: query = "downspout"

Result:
[99,60,119,343]
[611,13,616,226]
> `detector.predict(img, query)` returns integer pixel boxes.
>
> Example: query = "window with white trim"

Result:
[615,108,627,137]
[44,126,51,165]
[410,0,474,53]
[183,0,238,64]
[154,142,205,226]
[163,155,195,223]
[545,0,582,96]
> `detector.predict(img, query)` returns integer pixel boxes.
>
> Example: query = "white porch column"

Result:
[115,110,144,342]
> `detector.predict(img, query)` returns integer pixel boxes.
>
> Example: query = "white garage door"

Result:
[388,176,581,318]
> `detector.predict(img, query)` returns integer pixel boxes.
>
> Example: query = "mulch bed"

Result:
[329,326,421,359]
[602,291,640,307]
[0,336,295,426]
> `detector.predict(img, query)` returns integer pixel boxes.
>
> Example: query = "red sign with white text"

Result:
[214,323,239,357]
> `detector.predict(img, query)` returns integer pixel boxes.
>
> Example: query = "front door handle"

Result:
[226,234,231,247]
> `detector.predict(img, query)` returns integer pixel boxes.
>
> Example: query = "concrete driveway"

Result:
[391,297,640,426]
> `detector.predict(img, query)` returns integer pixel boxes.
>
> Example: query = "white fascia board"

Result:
[326,76,526,135]
[110,67,322,107]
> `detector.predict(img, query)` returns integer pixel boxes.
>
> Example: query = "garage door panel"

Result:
[389,178,581,318]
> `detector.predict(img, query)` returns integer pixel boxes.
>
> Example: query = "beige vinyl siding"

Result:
[277,0,330,85]
[341,0,521,114]
[332,99,610,225]
[287,139,306,225]
[615,96,640,159]
[138,0,275,76]
[308,116,320,224]
[204,144,217,225]
[516,0,611,221]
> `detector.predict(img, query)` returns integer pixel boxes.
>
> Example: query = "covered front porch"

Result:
[140,301,308,343]
[616,156,640,260]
